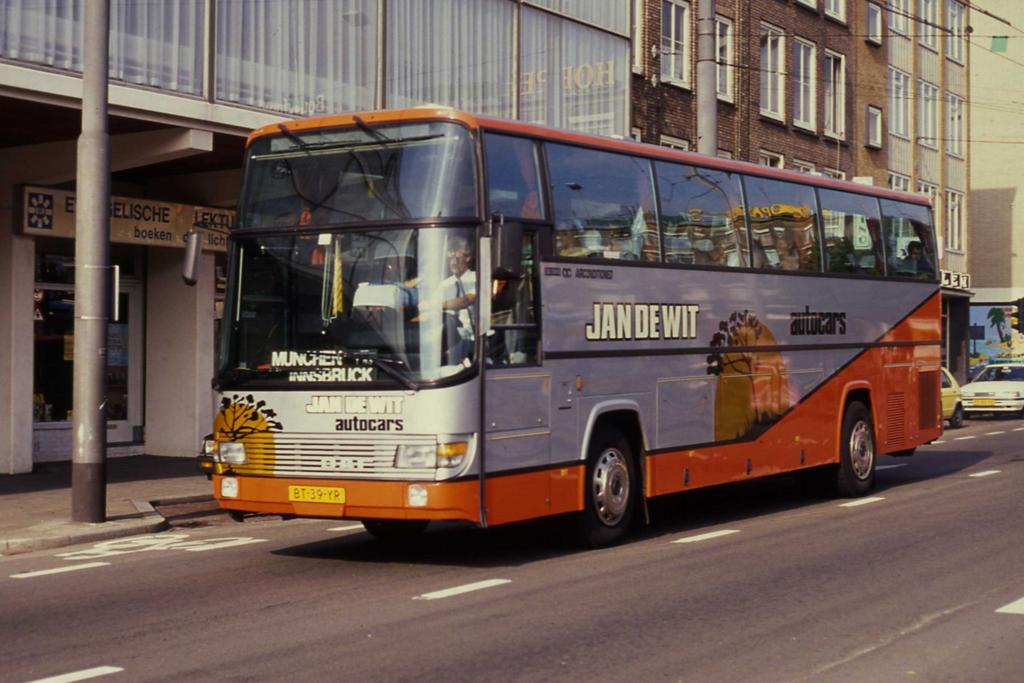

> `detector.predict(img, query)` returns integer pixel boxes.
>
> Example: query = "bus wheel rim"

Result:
[593,448,630,527]
[849,420,874,480]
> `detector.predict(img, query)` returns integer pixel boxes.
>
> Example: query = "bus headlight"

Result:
[395,444,436,469]
[220,442,247,465]
[436,440,468,468]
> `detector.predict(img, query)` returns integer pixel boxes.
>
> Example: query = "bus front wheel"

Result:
[579,425,636,548]
[836,401,876,497]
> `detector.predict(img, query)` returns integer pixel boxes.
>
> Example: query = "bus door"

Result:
[482,231,554,524]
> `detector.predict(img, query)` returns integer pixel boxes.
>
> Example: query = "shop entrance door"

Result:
[107,283,144,443]
[33,282,144,446]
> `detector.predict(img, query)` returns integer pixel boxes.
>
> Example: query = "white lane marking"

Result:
[931,440,946,444]
[954,435,976,441]
[1014,427,1024,432]
[326,524,364,532]
[413,579,511,601]
[985,430,1006,436]
[672,529,741,544]
[57,535,267,560]
[996,596,1024,615]
[26,666,124,683]
[839,497,885,508]
[11,563,110,579]
[968,470,1001,478]
[876,464,907,471]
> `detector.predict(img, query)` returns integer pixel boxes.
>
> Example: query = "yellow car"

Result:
[940,367,964,428]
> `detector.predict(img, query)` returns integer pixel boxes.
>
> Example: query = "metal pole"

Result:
[696,0,718,156]
[72,0,111,523]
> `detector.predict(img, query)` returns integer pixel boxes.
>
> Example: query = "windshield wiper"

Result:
[214,367,291,389]
[361,354,418,391]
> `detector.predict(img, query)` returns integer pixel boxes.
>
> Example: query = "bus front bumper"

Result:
[212,474,479,523]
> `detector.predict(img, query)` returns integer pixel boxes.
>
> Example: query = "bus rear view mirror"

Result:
[182,230,203,286]
[492,220,523,280]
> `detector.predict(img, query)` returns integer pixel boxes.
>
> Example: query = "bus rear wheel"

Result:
[836,401,876,497]
[578,425,636,548]
[362,519,429,542]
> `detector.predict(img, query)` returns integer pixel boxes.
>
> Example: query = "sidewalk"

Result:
[0,455,214,556]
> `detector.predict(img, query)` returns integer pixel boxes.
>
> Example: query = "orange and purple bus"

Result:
[194,107,941,546]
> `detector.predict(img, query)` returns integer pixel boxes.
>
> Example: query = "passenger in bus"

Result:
[897,240,933,276]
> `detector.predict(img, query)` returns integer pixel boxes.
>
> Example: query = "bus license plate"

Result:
[288,485,346,504]
[973,399,996,406]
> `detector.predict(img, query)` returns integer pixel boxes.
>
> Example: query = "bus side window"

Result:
[880,199,937,279]
[818,189,884,275]
[484,133,545,220]
[743,176,822,272]
[488,233,539,366]
[547,144,659,262]
[655,162,747,267]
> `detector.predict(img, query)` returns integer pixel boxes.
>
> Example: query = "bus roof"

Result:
[249,107,932,208]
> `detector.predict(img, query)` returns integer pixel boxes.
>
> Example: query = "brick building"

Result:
[630,0,971,379]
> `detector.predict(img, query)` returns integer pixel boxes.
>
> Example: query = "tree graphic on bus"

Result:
[214,395,282,473]
[707,311,791,441]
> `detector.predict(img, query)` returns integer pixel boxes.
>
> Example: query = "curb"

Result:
[0,494,215,557]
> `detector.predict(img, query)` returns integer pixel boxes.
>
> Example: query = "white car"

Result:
[960,363,1024,417]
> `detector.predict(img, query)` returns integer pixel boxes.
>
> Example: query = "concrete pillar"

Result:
[144,246,214,457]
[0,183,36,474]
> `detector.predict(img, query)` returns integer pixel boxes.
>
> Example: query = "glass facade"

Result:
[1,0,629,136]
[1,0,204,95]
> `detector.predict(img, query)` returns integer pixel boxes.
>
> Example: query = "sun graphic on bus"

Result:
[706,311,791,441]
[214,394,282,473]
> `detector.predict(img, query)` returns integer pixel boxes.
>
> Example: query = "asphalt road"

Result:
[3,416,1023,683]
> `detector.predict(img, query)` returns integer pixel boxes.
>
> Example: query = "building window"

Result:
[947,0,965,63]
[718,149,734,159]
[947,94,964,157]
[660,134,690,150]
[867,4,884,44]
[888,172,911,192]
[715,16,734,102]
[218,0,380,115]
[889,0,909,35]
[946,190,963,250]
[759,150,784,168]
[866,106,883,148]
[825,0,846,22]
[792,160,816,174]
[796,0,817,8]
[823,168,846,180]
[760,24,785,120]
[917,80,938,148]
[661,0,691,86]
[631,127,643,142]
[919,0,938,50]
[824,51,846,138]
[889,68,910,138]
[793,39,816,130]
[916,180,938,206]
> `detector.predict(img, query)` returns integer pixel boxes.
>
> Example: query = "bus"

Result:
[191,107,942,546]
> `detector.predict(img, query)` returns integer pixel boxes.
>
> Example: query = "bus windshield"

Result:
[218,226,479,386]
[238,120,477,228]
